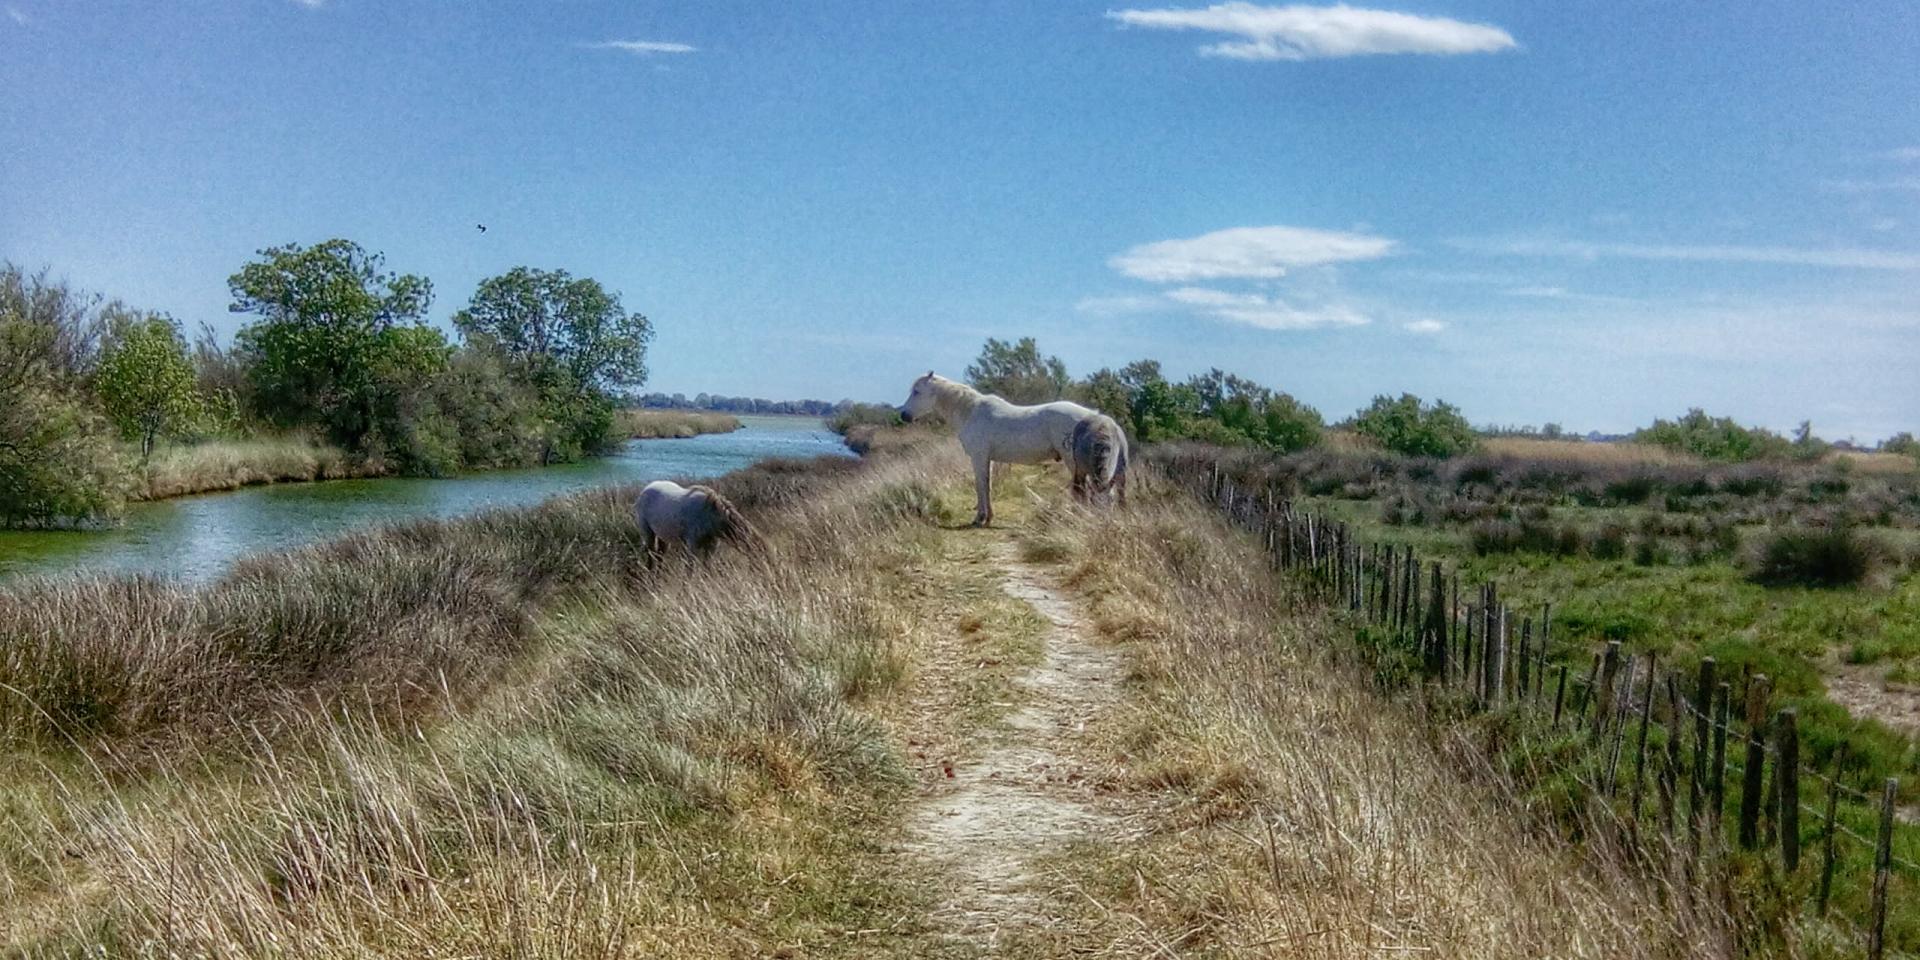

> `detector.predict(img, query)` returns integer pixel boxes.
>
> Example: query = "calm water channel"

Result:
[0,415,849,583]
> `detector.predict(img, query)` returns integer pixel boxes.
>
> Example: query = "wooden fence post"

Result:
[1575,652,1602,725]
[1593,641,1624,739]
[1709,681,1730,843]
[1423,562,1447,679]
[1604,653,1635,797]
[1774,709,1800,871]
[1552,664,1569,729]
[1482,588,1502,705]
[1661,676,1683,839]
[1869,778,1897,960]
[1630,652,1658,815]
[1690,657,1717,855]
[1816,747,1845,916]
[1738,675,1772,850]
[1518,617,1533,701]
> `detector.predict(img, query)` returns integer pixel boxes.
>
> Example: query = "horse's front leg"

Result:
[971,454,993,527]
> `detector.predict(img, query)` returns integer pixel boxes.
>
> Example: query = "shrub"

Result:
[1350,393,1477,459]
[828,403,902,435]
[1743,526,1882,588]
[1633,409,1792,462]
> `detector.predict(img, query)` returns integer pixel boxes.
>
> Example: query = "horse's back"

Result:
[968,398,1098,463]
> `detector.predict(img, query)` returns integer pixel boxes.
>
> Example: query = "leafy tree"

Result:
[229,239,434,449]
[95,315,203,460]
[1790,420,1830,461]
[454,267,652,461]
[965,337,1069,404]
[1351,393,1476,458]
[1633,409,1792,462]
[1883,432,1918,458]
[0,265,128,523]
[453,267,652,395]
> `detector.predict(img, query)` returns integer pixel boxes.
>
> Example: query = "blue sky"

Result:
[3,1,1917,439]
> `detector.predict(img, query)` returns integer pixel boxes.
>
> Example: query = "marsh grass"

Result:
[134,436,379,500]
[0,439,1012,956]
[613,409,741,440]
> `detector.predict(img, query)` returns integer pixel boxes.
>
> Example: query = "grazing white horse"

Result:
[632,480,762,564]
[898,372,1120,526]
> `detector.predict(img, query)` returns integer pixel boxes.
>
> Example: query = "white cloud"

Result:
[1162,286,1369,330]
[289,0,325,8]
[583,40,698,55]
[1504,285,1567,298]
[1880,147,1920,163]
[1458,236,1920,271]
[1107,2,1517,61]
[1110,225,1395,282]
[5,5,27,24]
[1403,318,1446,334]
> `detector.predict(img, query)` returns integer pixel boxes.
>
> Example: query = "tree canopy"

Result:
[965,337,1070,404]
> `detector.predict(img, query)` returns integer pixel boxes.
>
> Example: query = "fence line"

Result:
[1169,460,1911,959]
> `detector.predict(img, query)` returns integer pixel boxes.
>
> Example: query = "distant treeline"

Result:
[951,336,1918,465]
[2,242,654,525]
[632,393,854,416]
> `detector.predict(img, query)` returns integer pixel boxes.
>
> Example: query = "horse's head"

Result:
[899,370,939,423]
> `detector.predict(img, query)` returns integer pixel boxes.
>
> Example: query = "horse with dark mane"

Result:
[633,480,762,564]
[898,372,1129,525]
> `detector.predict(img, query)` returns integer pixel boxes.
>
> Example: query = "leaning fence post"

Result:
[1593,641,1624,739]
[1517,617,1533,701]
[1552,664,1569,729]
[1690,657,1717,855]
[1775,709,1800,871]
[1661,676,1683,840]
[1630,652,1658,816]
[1869,778,1897,960]
[1709,680,1730,843]
[1738,675,1772,850]
[1816,748,1846,916]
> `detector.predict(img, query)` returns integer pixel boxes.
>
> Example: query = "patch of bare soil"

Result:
[902,537,1129,950]
[1824,658,1920,738]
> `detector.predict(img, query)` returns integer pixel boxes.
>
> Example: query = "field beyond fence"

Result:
[1162,455,1920,958]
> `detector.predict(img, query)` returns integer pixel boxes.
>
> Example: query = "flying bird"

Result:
[476,223,487,233]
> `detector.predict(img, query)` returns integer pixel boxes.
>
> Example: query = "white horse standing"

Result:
[898,372,1124,526]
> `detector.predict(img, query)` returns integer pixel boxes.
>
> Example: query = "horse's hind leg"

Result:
[971,454,993,527]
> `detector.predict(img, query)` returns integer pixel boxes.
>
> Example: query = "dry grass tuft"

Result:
[1480,436,1700,467]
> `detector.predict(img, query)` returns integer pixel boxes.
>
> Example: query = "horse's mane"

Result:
[689,484,765,551]
[923,374,986,413]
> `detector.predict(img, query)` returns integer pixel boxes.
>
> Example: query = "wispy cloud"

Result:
[1074,294,1164,317]
[1457,236,1920,271]
[5,5,27,25]
[1880,146,1920,163]
[1107,2,1517,61]
[582,39,698,55]
[1821,176,1920,194]
[289,0,325,8]
[1403,318,1446,334]
[1168,287,1371,329]
[1110,225,1394,282]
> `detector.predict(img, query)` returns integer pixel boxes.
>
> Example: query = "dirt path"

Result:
[903,536,1128,950]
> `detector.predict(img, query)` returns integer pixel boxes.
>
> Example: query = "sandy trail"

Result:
[903,536,1128,950]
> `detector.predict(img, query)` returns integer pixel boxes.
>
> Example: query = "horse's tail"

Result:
[693,485,766,553]
[1083,416,1124,489]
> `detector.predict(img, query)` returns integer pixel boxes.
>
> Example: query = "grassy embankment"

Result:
[0,435,1050,956]
[981,468,1732,957]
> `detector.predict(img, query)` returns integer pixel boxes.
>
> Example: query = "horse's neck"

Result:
[934,383,986,420]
